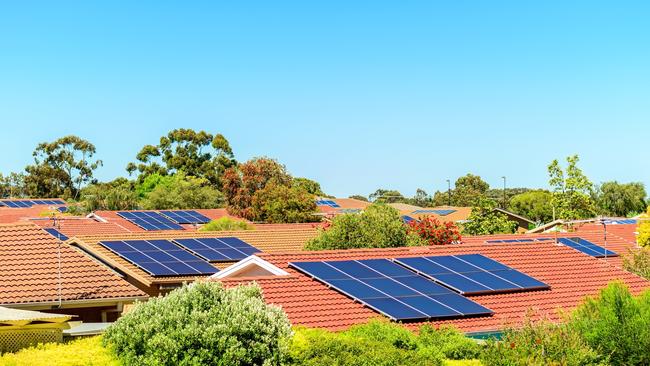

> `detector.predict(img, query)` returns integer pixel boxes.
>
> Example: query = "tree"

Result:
[462,199,517,235]
[623,246,650,280]
[250,182,319,223]
[547,155,596,220]
[369,189,407,203]
[349,195,369,202]
[222,157,292,220]
[431,174,491,207]
[103,282,292,366]
[24,135,102,199]
[411,188,432,207]
[508,190,554,224]
[486,187,531,208]
[292,177,326,196]
[595,181,647,217]
[305,204,425,250]
[127,129,236,188]
[81,178,139,211]
[407,217,461,245]
[0,172,26,198]
[140,173,224,210]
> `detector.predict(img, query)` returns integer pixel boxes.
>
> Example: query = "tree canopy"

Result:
[305,204,425,250]
[548,155,596,220]
[23,135,102,199]
[508,190,554,224]
[595,181,647,217]
[462,199,518,235]
[432,174,491,207]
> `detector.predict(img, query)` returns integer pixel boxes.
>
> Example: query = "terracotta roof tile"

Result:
[219,241,650,333]
[31,217,131,237]
[0,223,146,305]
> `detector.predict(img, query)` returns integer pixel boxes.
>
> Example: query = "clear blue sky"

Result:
[1,1,648,198]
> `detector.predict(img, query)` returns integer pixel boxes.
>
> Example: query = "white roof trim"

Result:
[86,212,108,223]
[211,255,288,279]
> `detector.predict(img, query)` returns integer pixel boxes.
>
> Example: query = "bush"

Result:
[418,326,481,360]
[199,217,254,231]
[623,247,650,280]
[480,319,603,366]
[407,217,462,245]
[305,204,426,250]
[103,282,292,366]
[638,208,650,247]
[571,282,650,366]
[344,320,419,351]
[0,336,119,366]
[287,327,443,366]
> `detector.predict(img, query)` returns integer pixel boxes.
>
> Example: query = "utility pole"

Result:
[502,176,507,209]
[446,179,451,206]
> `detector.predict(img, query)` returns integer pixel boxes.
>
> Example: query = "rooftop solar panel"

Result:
[173,237,260,262]
[401,215,416,224]
[117,211,184,231]
[289,259,492,321]
[99,239,217,276]
[558,237,617,258]
[43,228,69,241]
[160,210,211,224]
[395,254,549,295]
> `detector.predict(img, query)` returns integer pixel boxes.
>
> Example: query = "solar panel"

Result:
[394,254,549,295]
[43,228,69,241]
[100,239,217,276]
[290,259,492,321]
[486,238,552,244]
[117,211,184,231]
[401,215,416,224]
[433,209,456,216]
[173,237,260,261]
[56,207,68,213]
[160,210,211,224]
[558,237,617,258]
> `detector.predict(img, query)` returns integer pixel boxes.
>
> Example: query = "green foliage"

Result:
[508,190,554,224]
[305,204,426,250]
[571,282,650,366]
[547,155,596,220]
[486,188,531,209]
[623,247,650,280]
[639,208,650,247]
[418,326,481,360]
[462,200,517,236]
[287,325,443,366]
[250,183,318,223]
[433,174,490,207]
[127,129,236,188]
[0,172,27,198]
[0,336,119,366]
[407,217,462,245]
[349,195,369,202]
[369,189,407,204]
[139,173,224,210]
[81,178,139,211]
[199,217,254,231]
[23,135,102,199]
[103,282,292,366]
[481,319,603,366]
[595,181,647,217]
[292,177,326,196]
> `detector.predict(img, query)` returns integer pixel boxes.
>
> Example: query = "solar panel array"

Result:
[100,239,218,276]
[485,238,553,244]
[401,215,417,224]
[395,254,550,295]
[412,209,456,216]
[160,210,211,224]
[316,199,341,208]
[606,219,637,225]
[290,259,493,321]
[174,237,260,261]
[0,199,65,208]
[558,237,617,258]
[43,228,69,241]
[117,211,184,231]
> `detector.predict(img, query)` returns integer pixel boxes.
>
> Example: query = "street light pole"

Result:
[502,176,506,209]
[446,179,451,206]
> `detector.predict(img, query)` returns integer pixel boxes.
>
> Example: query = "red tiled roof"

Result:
[0,207,52,224]
[0,223,146,305]
[31,217,131,237]
[220,241,650,333]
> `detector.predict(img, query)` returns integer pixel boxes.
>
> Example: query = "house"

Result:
[315,198,371,218]
[214,235,650,335]
[0,223,146,322]
[66,228,319,297]
[0,198,67,224]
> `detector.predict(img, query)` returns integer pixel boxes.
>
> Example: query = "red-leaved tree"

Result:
[407,216,461,245]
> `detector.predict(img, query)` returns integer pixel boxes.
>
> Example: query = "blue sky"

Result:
[1,1,648,198]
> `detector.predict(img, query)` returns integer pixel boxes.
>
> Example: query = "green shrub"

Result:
[103,282,292,366]
[199,217,254,231]
[571,282,650,366]
[0,336,119,366]
[418,326,481,360]
[623,247,650,280]
[344,320,419,351]
[288,327,443,366]
[480,319,603,366]
[638,208,650,247]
